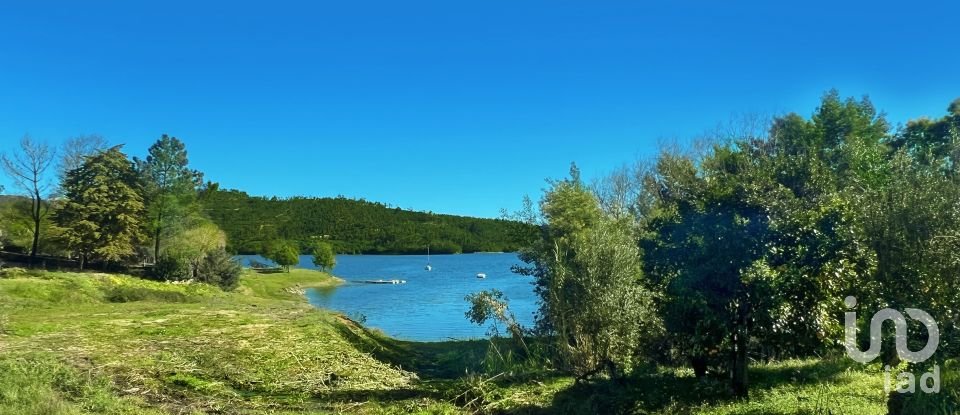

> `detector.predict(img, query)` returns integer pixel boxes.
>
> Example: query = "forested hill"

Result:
[200,188,535,255]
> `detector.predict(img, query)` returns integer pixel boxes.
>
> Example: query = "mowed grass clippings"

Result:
[0,268,892,414]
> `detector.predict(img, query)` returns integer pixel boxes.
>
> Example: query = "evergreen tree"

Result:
[54,146,145,269]
[136,135,201,261]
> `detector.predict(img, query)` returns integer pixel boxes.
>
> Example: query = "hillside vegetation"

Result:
[199,189,535,254]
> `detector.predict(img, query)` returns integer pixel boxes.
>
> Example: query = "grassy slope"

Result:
[0,268,890,414]
[0,269,455,414]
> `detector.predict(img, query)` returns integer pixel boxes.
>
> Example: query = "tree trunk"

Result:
[30,190,41,258]
[731,298,749,398]
[153,209,163,262]
[691,355,708,378]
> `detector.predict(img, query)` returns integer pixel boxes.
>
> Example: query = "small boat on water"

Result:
[359,279,407,284]
[476,273,487,279]
[425,245,432,271]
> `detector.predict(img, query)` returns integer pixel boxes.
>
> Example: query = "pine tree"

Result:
[136,135,201,261]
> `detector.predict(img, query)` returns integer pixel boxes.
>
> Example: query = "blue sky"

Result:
[1,1,957,218]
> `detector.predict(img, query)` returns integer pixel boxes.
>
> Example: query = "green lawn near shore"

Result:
[0,269,891,414]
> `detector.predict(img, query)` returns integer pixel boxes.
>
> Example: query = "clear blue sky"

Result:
[1,1,957,218]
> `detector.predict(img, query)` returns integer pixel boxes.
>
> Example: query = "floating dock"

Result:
[357,279,407,284]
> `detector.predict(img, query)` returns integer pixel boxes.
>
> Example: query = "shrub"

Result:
[103,285,188,303]
[150,255,192,282]
[518,172,661,380]
[0,267,28,278]
[196,249,242,291]
[890,360,960,414]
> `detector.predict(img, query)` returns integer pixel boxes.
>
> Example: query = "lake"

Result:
[238,253,538,342]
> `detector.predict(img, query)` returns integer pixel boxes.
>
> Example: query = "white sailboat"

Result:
[425,245,432,271]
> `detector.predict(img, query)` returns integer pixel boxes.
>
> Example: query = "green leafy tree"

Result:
[136,135,201,262]
[265,240,300,272]
[0,197,70,257]
[165,222,228,279]
[54,146,145,269]
[636,92,891,396]
[311,241,336,271]
[516,164,660,380]
[640,147,770,395]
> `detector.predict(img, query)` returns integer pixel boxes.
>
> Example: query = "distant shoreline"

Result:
[236,251,514,256]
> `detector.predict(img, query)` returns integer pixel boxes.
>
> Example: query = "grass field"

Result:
[0,267,894,414]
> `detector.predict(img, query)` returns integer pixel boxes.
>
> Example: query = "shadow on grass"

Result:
[331,319,860,414]
[331,316,495,378]
[500,358,857,415]
[313,385,448,403]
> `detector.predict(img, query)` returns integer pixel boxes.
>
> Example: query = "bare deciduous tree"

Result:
[58,134,108,188]
[1,135,56,257]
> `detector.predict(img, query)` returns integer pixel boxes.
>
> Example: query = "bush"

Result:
[150,255,191,282]
[196,249,242,291]
[104,285,189,303]
[890,360,960,414]
[519,173,661,380]
[0,267,28,278]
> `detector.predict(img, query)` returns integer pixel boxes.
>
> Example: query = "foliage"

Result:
[199,187,536,254]
[0,268,898,414]
[465,289,535,373]
[53,146,146,268]
[515,92,960,401]
[150,254,192,282]
[516,164,661,380]
[56,134,108,191]
[466,289,524,339]
[164,222,227,276]
[622,92,896,395]
[1,135,56,257]
[265,239,300,272]
[135,134,202,261]
[153,223,239,290]
[311,240,336,271]
[0,196,71,257]
[197,248,242,290]
[891,360,960,414]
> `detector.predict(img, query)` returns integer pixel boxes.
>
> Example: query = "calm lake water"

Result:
[238,253,538,342]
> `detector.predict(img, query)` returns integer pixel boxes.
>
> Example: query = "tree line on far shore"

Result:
[199,188,535,255]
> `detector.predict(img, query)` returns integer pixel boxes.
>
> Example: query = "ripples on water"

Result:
[237,253,538,342]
